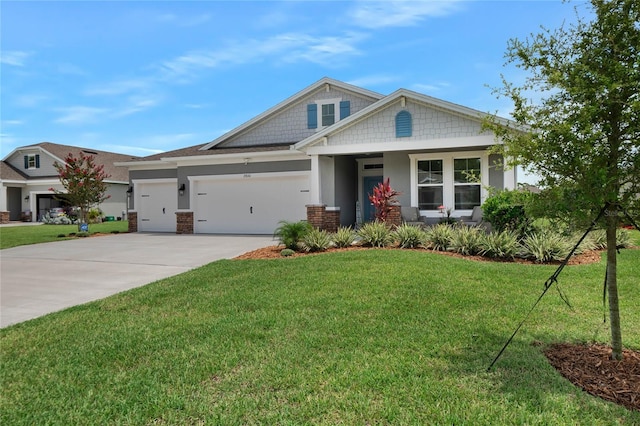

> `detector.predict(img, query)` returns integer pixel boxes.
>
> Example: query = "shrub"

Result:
[87,208,103,224]
[301,228,333,252]
[280,248,295,257]
[482,189,533,235]
[480,230,520,259]
[449,225,484,256]
[520,231,571,263]
[393,224,426,249]
[590,229,633,249]
[357,221,394,247]
[332,226,356,248]
[424,223,453,251]
[368,178,401,222]
[274,220,312,251]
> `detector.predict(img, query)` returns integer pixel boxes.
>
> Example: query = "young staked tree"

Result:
[51,152,111,231]
[485,0,639,359]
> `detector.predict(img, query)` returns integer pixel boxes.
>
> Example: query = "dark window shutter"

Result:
[395,111,412,137]
[24,155,29,169]
[35,154,40,168]
[340,100,351,119]
[307,104,317,129]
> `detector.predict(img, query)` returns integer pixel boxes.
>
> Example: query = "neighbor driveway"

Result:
[0,233,274,328]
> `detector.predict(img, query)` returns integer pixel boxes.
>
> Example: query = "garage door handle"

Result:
[250,206,253,214]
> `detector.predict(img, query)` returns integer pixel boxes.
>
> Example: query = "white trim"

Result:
[171,151,309,167]
[315,97,342,129]
[309,155,321,204]
[356,157,384,219]
[409,150,489,218]
[300,135,496,156]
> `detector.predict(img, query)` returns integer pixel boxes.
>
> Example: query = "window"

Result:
[322,104,335,126]
[307,99,349,129]
[417,159,443,210]
[454,158,481,210]
[24,154,40,169]
[395,111,412,137]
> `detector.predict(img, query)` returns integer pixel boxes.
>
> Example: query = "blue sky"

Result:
[1,0,586,168]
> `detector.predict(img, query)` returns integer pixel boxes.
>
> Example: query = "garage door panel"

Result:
[138,182,177,233]
[194,173,309,234]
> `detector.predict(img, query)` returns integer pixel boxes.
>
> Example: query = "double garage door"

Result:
[136,172,310,234]
[193,172,310,234]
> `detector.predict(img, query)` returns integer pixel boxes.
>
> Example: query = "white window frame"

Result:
[27,154,37,169]
[314,98,342,130]
[453,157,482,210]
[409,151,489,218]
[416,158,444,211]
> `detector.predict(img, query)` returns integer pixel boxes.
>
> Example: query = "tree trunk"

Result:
[606,212,623,360]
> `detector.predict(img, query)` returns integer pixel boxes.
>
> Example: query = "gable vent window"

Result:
[395,110,412,138]
[322,104,335,126]
[24,154,40,169]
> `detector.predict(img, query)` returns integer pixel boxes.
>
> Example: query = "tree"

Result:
[51,152,111,231]
[485,0,639,359]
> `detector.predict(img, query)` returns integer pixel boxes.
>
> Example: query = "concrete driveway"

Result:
[0,233,275,328]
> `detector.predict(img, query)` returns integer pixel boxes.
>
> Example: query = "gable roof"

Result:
[293,88,516,151]
[1,142,140,183]
[199,77,384,151]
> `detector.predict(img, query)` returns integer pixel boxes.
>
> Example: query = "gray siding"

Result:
[221,88,377,148]
[328,99,482,146]
[7,150,59,177]
[383,152,412,207]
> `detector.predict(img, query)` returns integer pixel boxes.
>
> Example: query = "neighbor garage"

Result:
[192,171,310,234]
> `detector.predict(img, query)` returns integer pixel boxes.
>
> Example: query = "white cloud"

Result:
[346,74,400,89]
[54,106,109,125]
[412,81,451,94]
[1,120,24,126]
[85,79,151,96]
[14,94,50,108]
[349,0,462,29]
[158,32,365,81]
[0,51,30,66]
[113,96,161,118]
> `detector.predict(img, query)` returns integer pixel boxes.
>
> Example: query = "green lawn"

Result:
[1,242,638,424]
[0,221,129,249]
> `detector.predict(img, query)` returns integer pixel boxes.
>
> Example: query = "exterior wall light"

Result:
[178,183,186,196]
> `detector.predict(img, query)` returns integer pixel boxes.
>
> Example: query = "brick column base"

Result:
[324,208,341,233]
[0,211,9,224]
[176,211,194,234]
[306,205,341,233]
[128,212,137,233]
[388,204,402,228]
[306,204,326,230]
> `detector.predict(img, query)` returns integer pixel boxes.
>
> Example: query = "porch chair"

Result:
[400,207,427,227]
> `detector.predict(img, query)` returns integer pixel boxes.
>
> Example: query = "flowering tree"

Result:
[368,178,401,222]
[51,152,111,231]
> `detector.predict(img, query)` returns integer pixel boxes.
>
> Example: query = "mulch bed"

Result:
[233,244,604,265]
[235,245,639,412]
[545,343,640,411]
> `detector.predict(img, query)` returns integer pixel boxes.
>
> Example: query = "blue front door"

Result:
[363,176,383,222]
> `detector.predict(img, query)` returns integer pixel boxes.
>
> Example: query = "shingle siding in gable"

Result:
[327,101,482,146]
[219,88,376,148]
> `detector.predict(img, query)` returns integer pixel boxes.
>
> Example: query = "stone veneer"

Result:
[128,212,137,233]
[176,211,194,234]
[0,211,9,224]
[387,205,402,228]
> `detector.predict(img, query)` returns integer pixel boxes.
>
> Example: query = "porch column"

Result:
[309,154,322,205]
[504,167,517,190]
[0,185,8,223]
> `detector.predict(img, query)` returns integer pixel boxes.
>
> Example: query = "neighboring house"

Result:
[118,77,517,235]
[0,142,138,223]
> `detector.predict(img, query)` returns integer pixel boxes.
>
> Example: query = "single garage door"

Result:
[137,180,177,233]
[193,172,310,234]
